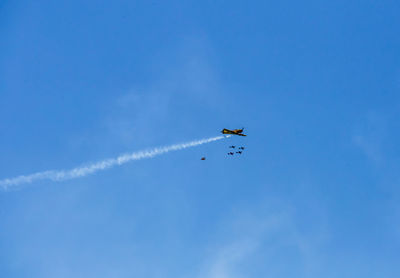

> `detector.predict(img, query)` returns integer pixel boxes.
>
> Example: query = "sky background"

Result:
[1,0,400,277]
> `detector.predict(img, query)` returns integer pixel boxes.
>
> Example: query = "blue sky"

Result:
[1,0,400,277]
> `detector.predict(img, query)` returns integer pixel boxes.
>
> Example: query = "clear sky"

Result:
[1,1,400,277]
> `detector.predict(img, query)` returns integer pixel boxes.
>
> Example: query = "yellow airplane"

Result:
[221,128,246,136]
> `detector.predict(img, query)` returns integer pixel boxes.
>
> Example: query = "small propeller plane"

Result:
[221,128,246,136]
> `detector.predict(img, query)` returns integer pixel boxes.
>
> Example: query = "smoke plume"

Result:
[0,135,226,190]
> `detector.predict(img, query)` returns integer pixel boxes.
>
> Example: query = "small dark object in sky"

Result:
[221,128,246,136]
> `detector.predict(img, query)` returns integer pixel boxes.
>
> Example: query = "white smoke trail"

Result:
[0,135,227,190]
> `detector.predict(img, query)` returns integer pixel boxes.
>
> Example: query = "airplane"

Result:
[236,151,242,154]
[238,147,245,150]
[229,145,236,148]
[227,152,234,155]
[201,157,206,160]
[221,128,246,136]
